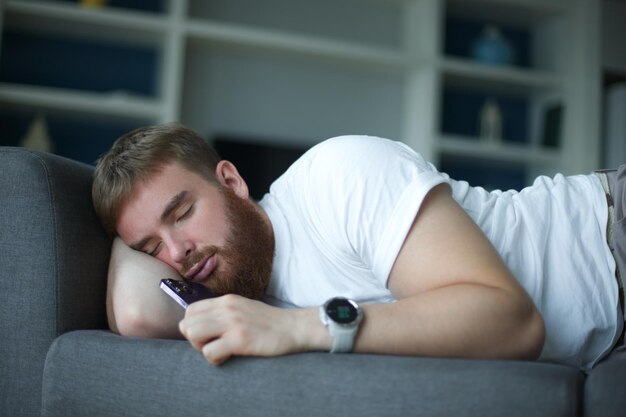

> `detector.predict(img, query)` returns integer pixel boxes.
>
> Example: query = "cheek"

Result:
[155,252,175,268]
[191,205,230,243]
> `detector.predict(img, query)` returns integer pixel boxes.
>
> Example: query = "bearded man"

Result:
[92,123,624,371]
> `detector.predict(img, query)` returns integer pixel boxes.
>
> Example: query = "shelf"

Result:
[438,134,560,165]
[0,83,162,121]
[185,19,407,70]
[440,57,561,95]
[4,0,168,45]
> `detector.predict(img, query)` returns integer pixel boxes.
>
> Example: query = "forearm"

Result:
[296,283,545,360]
[107,277,184,339]
[107,237,184,339]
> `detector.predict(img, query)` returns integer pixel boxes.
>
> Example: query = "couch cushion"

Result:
[42,330,583,417]
[584,347,626,417]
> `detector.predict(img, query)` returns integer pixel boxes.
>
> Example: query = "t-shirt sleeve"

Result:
[294,135,448,287]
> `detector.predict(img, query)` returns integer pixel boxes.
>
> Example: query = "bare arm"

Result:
[180,185,545,364]
[352,183,545,359]
[107,238,184,339]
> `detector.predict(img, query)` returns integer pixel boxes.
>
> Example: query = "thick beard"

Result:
[192,187,274,300]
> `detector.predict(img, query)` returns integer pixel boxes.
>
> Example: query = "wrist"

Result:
[292,307,332,352]
[319,297,363,353]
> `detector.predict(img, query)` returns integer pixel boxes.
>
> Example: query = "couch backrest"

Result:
[0,148,111,417]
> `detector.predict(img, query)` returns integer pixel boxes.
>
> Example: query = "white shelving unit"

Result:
[0,0,601,185]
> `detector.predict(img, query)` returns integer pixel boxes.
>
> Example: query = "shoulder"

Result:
[307,135,419,161]
[268,134,443,202]
[300,135,435,177]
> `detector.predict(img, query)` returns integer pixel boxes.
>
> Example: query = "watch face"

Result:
[326,298,359,324]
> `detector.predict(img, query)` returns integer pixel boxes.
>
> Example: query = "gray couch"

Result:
[1,147,624,417]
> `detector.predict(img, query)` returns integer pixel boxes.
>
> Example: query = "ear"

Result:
[215,160,249,199]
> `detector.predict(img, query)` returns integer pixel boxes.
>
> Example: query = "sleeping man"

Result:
[92,123,624,372]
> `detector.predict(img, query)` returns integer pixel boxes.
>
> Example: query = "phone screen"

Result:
[160,278,215,309]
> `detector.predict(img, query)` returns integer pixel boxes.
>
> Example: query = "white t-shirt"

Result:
[259,135,621,371]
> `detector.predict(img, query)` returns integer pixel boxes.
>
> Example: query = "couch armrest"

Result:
[0,148,111,417]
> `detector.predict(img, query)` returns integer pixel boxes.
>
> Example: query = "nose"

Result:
[166,234,193,264]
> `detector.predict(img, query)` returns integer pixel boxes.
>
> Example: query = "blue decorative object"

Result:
[471,25,516,66]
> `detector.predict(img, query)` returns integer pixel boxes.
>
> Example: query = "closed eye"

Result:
[176,204,194,223]
[148,242,162,257]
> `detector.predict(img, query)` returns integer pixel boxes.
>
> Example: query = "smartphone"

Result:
[160,278,215,309]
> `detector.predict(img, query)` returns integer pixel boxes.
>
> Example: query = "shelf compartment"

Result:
[439,152,528,191]
[1,29,161,97]
[4,0,168,45]
[438,134,560,165]
[185,19,407,69]
[446,0,568,28]
[439,86,531,143]
[443,0,571,77]
[0,83,162,121]
[0,107,144,164]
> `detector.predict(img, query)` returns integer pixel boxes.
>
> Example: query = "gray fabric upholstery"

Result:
[1,146,623,417]
[584,347,626,417]
[42,330,583,417]
[0,148,110,417]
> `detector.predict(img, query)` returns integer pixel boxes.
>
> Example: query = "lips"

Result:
[184,254,217,283]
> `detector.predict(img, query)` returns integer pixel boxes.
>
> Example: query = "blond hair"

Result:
[92,123,221,237]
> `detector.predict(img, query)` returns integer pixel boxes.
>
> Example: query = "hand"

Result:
[179,294,327,365]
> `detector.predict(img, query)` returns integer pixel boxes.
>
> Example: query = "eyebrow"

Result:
[160,190,189,222]
[129,190,189,251]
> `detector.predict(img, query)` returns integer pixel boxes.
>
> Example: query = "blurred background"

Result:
[0,0,624,197]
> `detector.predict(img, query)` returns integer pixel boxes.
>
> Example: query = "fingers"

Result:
[201,334,237,366]
[202,343,228,366]
[179,294,307,366]
[178,297,226,352]
[179,294,250,364]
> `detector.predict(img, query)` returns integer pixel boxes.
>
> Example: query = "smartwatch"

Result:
[319,297,363,353]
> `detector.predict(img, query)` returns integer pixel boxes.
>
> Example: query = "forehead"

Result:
[115,162,217,239]
[133,162,206,202]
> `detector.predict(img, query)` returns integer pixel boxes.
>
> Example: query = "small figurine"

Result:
[20,113,55,153]
[479,98,502,143]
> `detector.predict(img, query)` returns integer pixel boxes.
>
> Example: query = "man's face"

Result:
[116,162,274,299]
